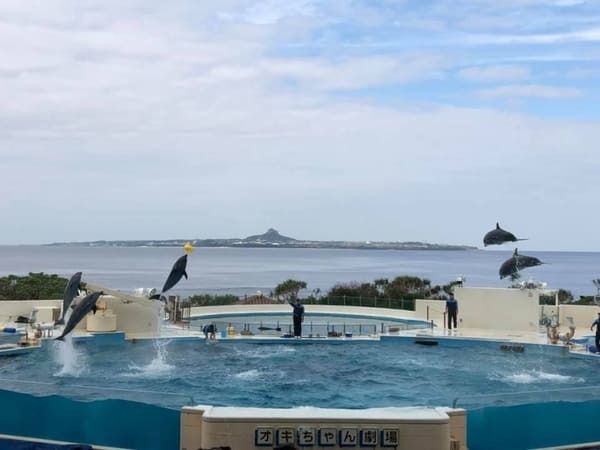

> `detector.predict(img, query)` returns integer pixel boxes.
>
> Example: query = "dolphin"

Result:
[484,222,527,247]
[499,248,544,279]
[55,272,83,325]
[55,291,103,341]
[149,254,188,300]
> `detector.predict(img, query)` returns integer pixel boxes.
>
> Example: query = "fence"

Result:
[300,296,416,310]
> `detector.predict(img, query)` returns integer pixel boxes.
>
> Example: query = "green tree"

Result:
[373,278,389,296]
[274,279,307,303]
[0,273,68,300]
[328,282,378,299]
[384,276,431,300]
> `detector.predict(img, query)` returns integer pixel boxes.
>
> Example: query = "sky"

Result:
[1,0,600,251]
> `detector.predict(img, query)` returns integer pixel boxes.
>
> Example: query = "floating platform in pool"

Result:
[0,342,41,357]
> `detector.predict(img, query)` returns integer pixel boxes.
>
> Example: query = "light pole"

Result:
[593,279,600,304]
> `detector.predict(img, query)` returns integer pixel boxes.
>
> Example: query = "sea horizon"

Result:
[0,245,599,300]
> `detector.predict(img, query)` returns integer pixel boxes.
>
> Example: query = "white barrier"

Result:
[181,405,467,450]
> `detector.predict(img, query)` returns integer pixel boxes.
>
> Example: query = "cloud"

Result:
[466,28,600,45]
[0,0,599,250]
[264,54,448,90]
[457,65,530,82]
[476,84,582,99]
[240,0,316,25]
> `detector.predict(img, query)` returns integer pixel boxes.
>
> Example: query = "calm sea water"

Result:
[0,246,599,299]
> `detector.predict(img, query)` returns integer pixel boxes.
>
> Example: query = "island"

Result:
[47,229,476,251]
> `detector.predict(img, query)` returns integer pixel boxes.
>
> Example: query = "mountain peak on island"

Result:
[243,228,296,243]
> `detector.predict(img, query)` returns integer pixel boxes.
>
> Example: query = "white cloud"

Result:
[241,0,316,25]
[0,0,599,250]
[467,28,600,45]
[476,84,582,99]
[263,54,448,90]
[457,65,530,82]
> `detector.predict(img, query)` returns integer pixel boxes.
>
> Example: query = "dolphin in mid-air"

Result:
[499,248,544,279]
[55,291,103,341]
[55,272,83,325]
[150,254,188,300]
[483,222,527,247]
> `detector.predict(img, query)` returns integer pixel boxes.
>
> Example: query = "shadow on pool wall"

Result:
[2,388,600,450]
[468,400,600,450]
[0,389,180,450]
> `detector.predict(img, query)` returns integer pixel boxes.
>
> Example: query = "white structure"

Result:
[181,405,467,450]
[0,285,161,340]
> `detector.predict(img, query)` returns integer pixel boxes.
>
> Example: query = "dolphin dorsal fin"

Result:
[496,222,500,229]
[513,248,519,256]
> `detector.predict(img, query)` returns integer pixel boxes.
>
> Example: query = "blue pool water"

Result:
[4,334,600,449]
[2,336,600,411]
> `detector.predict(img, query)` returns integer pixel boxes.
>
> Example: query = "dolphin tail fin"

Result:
[55,335,65,341]
[183,271,188,280]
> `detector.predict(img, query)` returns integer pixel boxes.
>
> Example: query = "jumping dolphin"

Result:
[149,254,188,300]
[55,272,83,325]
[55,291,103,341]
[483,222,527,247]
[499,248,544,279]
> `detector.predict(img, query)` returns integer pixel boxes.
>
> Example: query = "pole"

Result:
[555,290,559,325]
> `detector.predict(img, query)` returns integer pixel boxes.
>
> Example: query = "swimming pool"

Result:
[190,313,429,337]
[2,336,599,412]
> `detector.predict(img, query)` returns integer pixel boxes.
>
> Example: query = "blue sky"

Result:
[1,0,600,250]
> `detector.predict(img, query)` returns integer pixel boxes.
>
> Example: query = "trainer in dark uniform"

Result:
[591,312,600,352]
[289,298,305,338]
[446,293,458,330]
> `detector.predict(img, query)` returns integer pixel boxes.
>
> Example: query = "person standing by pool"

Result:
[288,298,304,338]
[446,293,458,331]
[590,312,600,352]
[203,323,216,340]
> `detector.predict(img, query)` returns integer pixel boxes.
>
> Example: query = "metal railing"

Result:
[188,319,425,337]
[299,296,417,310]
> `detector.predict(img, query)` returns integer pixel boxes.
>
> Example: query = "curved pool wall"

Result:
[467,400,600,450]
[189,310,432,338]
[2,389,600,450]
[0,389,180,450]
[192,310,429,325]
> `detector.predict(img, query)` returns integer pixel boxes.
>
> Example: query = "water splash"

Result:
[150,339,173,372]
[234,369,261,380]
[503,370,583,384]
[53,334,88,377]
[125,340,174,378]
[238,346,297,359]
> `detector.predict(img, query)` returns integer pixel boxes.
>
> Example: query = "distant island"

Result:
[47,228,476,251]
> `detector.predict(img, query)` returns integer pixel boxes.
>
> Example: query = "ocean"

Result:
[0,246,598,299]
